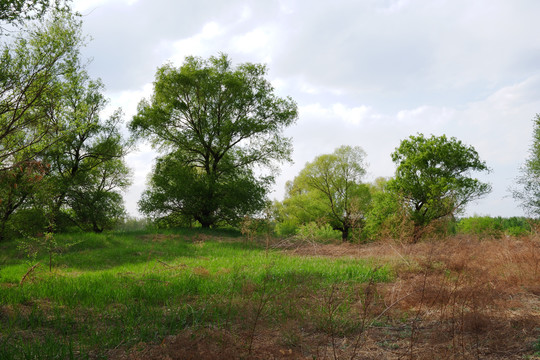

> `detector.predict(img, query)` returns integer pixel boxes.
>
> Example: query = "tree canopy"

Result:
[130,54,298,227]
[389,133,491,241]
[0,0,69,31]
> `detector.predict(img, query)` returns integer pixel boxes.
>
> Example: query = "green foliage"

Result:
[274,219,298,237]
[389,134,491,241]
[279,146,370,241]
[364,178,413,241]
[42,58,131,233]
[0,12,131,238]
[0,0,70,30]
[296,222,341,241]
[0,161,48,240]
[139,152,266,228]
[456,216,532,238]
[0,10,84,171]
[513,114,540,217]
[130,54,298,228]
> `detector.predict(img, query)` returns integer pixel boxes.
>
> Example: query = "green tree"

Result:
[364,177,413,241]
[0,11,83,172]
[139,152,266,228]
[389,134,491,242]
[0,12,131,236]
[130,54,298,228]
[43,64,131,232]
[65,158,131,232]
[283,146,370,241]
[513,114,540,217]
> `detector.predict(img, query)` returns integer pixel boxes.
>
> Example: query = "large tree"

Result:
[283,146,371,241]
[389,134,491,242]
[130,54,298,227]
[513,114,540,217]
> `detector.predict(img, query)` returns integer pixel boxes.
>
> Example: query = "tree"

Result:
[0,12,131,237]
[283,146,370,241]
[139,152,267,228]
[130,54,298,227]
[0,11,83,172]
[42,64,131,232]
[0,0,69,31]
[65,158,131,232]
[364,177,413,241]
[513,114,540,217]
[389,134,491,242]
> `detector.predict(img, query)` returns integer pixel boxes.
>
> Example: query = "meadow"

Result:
[0,229,539,359]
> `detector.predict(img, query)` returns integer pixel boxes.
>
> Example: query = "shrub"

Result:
[274,220,298,237]
[296,222,341,241]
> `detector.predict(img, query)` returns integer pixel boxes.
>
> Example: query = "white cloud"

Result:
[72,0,540,218]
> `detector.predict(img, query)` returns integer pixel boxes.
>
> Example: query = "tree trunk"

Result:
[92,221,103,233]
[341,226,349,242]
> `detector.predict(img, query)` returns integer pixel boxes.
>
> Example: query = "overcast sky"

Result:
[72,0,540,218]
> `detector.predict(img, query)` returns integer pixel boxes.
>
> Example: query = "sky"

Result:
[72,0,540,218]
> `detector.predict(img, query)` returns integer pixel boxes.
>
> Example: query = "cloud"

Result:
[69,0,540,218]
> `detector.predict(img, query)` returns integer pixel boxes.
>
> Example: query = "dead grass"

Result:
[108,235,540,360]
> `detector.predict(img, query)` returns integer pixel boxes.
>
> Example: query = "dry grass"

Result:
[109,235,540,360]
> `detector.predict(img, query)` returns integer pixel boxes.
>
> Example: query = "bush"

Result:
[274,220,298,237]
[296,222,341,241]
[456,216,504,238]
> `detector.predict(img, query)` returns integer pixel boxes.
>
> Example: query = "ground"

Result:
[109,235,540,360]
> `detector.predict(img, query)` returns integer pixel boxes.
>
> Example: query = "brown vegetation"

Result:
[111,235,540,360]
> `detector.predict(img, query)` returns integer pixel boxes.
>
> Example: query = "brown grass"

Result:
[109,235,540,360]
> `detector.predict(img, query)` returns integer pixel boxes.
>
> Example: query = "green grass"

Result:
[0,229,392,359]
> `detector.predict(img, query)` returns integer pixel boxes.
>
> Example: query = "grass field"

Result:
[0,229,539,359]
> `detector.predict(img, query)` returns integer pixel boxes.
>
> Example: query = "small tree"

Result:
[389,134,491,242]
[513,114,540,217]
[283,146,370,241]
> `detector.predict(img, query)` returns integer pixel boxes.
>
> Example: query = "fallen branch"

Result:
[20,262,40,285]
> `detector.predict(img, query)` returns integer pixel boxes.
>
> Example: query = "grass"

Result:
[0,229,391,359]
[1,229,539,359]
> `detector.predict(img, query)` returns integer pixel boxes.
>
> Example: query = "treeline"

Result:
[267,214,536,242]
